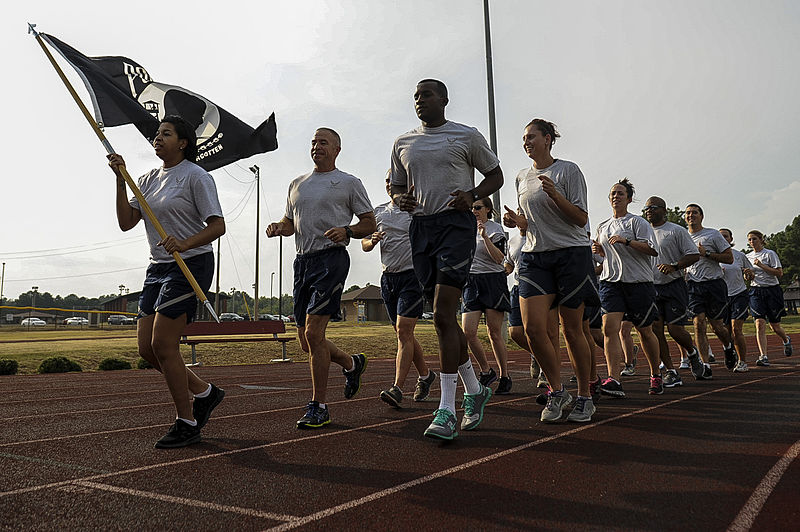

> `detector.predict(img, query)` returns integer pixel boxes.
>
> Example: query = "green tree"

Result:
[763,214,800,287]
[641,205,687,228]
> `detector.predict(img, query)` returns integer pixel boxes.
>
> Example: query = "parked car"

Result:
[21,318,47,327]
[219,312,244,322]
[107,315,127,325]
[421,312,433,320]
[121,316,136,325]
[64,317,89,325]
[259,313,279,321]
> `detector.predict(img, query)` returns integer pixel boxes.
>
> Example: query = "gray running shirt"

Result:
[686,228,731,282]
[471,219,506,274]
[390,121,500,216]
[129,159,223,263]
[596,213,656,283]
[516,159,590,252]
[374,201,414,273]
[284,169,373,255]
[722,249,753,296]
[505,233,526,286]
[651,222,698,285]
[746,248,782,287]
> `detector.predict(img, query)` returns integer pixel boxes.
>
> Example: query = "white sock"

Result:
[785,339,791,345]
[317,402,327,409]
[438,372,458,415]
[725,343,733,350]
[418,371,431,381]
[178,417,197,426]
[194,383,212,398]
[458,360,482,395]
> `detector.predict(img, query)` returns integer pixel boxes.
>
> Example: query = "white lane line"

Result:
[75,480,298,522]
[726,439,800,532]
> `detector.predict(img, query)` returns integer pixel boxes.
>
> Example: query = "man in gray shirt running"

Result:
[267,127,376,429]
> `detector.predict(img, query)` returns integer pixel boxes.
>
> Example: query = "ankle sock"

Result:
[194,383,212,398]
[458,360,482,395]
[178,417,197,426]
[438,372,458,415]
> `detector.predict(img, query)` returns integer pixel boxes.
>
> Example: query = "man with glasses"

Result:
[643,197,700,386]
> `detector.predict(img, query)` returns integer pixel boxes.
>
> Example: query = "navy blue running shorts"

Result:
[518,246,600,309]
[655,278,690,325]
[583,303,602,329]
[599,280,659,328]
[687,278,728,321]
[726,290,750,322]
[462,272,511,313]
[409,210,476,299]
[138,252,214,324]
[749,285,786,323]
[509,285,523,327]
[293,247,349,328]
[380,269,424,324]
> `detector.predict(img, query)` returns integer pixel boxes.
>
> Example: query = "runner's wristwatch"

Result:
[344,226,354,239]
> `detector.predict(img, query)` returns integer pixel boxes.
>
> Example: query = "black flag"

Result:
[42,34,277,171]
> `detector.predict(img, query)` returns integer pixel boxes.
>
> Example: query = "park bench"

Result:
[180,320,294,365]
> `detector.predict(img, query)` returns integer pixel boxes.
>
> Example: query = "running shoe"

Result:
[535,392,548,406]
[413,372,436,402]
[530,356,541,379]
[296,401,331,429]
[756,355,770,367]
[701,363,713,380]
[478,367,498,387]
[733,361,749,373]
[495,376,512,395]
[461,384,492,430]
[193,383,225,429]
[569,375,578,383]
[688,349,704,380]
[620,363,636,377]
[649,375,664,395]
[663,369,683,387]
[589,377,602,403]
[343,353,367,399]
[424,408,458,440]
[785,339,793,357]
[154,419,201,449]
[540,389,573,422]
[679,357,691,370]
[567,396,596,423]
[537,373,549,389]
[380,385,403,408]
[599,377,626,398]
[724,345,737,370]
[708,352,716,363]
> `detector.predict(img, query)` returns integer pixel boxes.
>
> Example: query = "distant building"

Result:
[340,285,388,322]
[785,277,799,315]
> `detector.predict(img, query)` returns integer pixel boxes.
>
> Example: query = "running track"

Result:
[1,334,798,531]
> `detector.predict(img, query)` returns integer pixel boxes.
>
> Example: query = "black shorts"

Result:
[599,281,659,328]
[655,278,690,325]
[509,285,522,327]
[749,285,786,323]
[462,272,511,313]
[687,278,728,321]
[727,290,750,322]
[409,210,476,299]
[381,269,424,323]
[138,252,214,324]
[518,246,600,309]
[293,247,349,328]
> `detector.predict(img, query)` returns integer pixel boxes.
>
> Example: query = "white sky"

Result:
[2,0,799,302]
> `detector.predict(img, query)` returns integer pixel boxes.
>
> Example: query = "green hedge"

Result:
[98,357,132,371]
[137,358,154,369]
[0,359,19,375]
[38,356,82,374]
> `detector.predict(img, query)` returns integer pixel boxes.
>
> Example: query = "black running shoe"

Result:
[380,385,403,407]
[688,350,704,380]
[343,354,367,399]
[495,376,512,394]
[413,372,436,402]
[724,345,737,370]
[599,377,626,398]
[701,363,713,380]
[478,367,497,387]
[154,419,201,449]
[296,401,331,429]
[193,383,225,429]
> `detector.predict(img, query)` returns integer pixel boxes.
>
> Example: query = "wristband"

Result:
[344,226,354,239]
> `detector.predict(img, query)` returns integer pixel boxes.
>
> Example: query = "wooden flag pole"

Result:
[29,24,219,322]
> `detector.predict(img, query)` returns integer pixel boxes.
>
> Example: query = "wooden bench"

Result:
[180,320,294,365]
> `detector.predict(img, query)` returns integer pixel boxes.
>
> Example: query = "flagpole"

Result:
[28,23,219,322]
[482,0,501,223]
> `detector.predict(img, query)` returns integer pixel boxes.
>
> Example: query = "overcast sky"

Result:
[2,1,799,304]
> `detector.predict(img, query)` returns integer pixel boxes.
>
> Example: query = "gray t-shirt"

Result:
[722,249,752,296]
[505,233,525,286]
[516,159,590,252]
[651,221,698,285]
[746,248,782,287]
[129,159,223,263]
[471,219,506,274]
[686,227,730,282]
[596,213,656,283]
[390,121,500,216]
[284,168,373,255]
[374,201,413,273]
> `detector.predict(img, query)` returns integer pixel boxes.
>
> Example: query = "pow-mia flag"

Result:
[42,33,277,171]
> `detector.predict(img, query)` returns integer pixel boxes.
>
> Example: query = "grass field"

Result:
[1,315,798,375]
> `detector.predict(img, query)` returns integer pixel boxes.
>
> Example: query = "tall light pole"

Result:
[230,287,236,315]
[0,262,5,326]
[270,271,275,314]
[483,0,501,222]
[249,165,260,319]
[30,286,38,330]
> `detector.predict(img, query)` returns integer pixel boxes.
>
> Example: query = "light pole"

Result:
[30,286,38,330]
[119,284,126,296]
[249,165,260,319]
[230,287,236,315]
[270,271,275,314]
[0,262,5,326]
